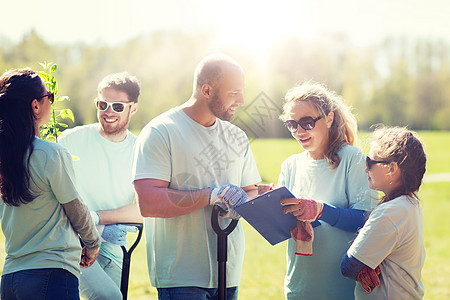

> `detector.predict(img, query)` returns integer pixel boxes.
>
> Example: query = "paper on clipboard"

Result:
[234,186,297,245]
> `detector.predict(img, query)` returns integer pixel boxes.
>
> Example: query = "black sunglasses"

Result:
[95,99,135,113]
[37,90,54,104]
[284,115,323,133]
[366,156,390,170]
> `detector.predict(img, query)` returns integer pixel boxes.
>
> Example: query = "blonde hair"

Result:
[280,81,357,168]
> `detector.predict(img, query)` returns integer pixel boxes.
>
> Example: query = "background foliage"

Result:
[1,30,450,135]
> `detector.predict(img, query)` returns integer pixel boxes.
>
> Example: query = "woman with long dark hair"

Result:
[0,68,100,300]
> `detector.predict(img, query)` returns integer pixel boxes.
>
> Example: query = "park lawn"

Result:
[1,131,450,299]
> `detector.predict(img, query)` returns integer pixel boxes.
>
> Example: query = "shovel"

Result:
[119,222,144,300]
[211,205,238,300]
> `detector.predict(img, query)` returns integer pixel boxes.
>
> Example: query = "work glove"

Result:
[97,224,138,246]
[357,265,381,293]
[209,184,248,219]
[281,197,324,255]
[80,246,100,268]
[281,197,324,222]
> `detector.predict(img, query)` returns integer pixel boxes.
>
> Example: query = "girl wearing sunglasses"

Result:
[341,126,426,299]
[0,68,100,300]
[275,82,377,299]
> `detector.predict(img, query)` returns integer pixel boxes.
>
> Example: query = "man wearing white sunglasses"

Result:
[59,72,143,300]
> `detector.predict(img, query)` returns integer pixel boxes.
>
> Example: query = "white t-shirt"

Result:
[132,106,261,288]
[348,195,425,299]
[0,138,82,278]
[59,123,137,267]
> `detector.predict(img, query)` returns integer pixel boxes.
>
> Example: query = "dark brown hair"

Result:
[97,72,140,102]
[0,68,45,206]
[371,126,427,203]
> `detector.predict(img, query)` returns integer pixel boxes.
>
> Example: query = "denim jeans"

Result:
[79,254,123,300]
[1,268,79,300]
[157,286,238,300]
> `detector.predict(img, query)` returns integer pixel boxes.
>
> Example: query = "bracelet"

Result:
[90,211,100,225]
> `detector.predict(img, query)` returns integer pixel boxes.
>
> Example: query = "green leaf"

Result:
[39,72,51,82]
[38,61,75,142]
[53,81,58,94]
[60,109,75,122]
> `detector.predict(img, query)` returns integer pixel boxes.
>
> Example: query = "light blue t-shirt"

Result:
[132,106,261,288]
[278,144,378,300]
[0,138,82,278]
[59,123,137,267]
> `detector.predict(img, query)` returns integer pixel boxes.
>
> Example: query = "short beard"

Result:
[99,110,131,137]
[208,93,234,121]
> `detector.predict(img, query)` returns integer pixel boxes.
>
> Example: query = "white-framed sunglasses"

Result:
[95,99,135,113]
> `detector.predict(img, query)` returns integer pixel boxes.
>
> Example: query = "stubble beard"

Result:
[99,111,131,137]
[208,94,234,122]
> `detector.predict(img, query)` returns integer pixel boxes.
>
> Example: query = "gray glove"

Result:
[99,224,138,246]
[210,184,248,219]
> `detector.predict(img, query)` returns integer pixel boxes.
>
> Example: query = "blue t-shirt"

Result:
[278,144,377,300]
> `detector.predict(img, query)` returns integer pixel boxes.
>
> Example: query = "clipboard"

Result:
[234,186,297,245]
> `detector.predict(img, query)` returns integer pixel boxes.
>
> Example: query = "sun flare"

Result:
[213,0,318,62]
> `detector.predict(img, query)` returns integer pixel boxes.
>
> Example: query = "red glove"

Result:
[281,197,324,222]
[290,221,315,255]
[80,246,100,268]
[357,265,381,293]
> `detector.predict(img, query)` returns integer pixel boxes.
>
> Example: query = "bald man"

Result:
[132,54,261,299]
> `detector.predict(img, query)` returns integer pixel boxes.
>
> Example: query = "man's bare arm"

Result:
[134,179,260,218]
[134,178,211,218]
[96,202,144,225]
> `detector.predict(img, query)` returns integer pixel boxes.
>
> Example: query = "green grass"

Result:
[1,131,450,299]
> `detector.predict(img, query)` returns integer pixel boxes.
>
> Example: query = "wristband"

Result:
[209,188,219,205]
[90,211,100,225]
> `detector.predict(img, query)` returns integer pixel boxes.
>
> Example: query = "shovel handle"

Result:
[211,205,238,300]
[211,205,238,236]
[120,223,144,300]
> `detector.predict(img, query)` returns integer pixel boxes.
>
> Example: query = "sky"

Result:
[1,0,449,51]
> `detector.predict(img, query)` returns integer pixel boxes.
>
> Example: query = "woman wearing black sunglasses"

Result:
[0,68,100,300]
[273,81,377,300]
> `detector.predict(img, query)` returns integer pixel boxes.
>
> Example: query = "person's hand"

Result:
[281,197,324,222]
[80,246,100,268]
[357,265,381,293]
[257,183,275,195]
[210,184,248,219]
[101,224,138,245]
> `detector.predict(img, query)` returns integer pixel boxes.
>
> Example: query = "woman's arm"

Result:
[63,198,101,250]
[341,253,381,293]
[319,203,368,232]
[341,253,366,280]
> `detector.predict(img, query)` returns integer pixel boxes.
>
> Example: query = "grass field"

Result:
[1,131,450,299]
